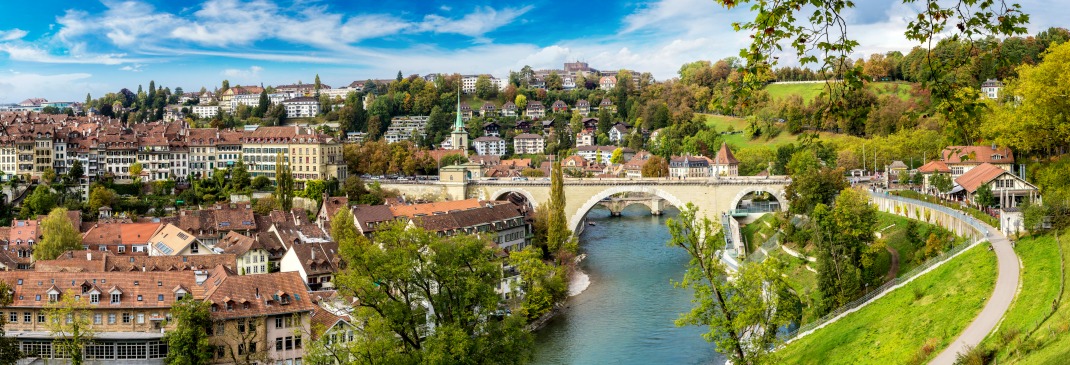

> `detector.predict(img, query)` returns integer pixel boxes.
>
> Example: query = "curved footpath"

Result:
[930,222,1020,364]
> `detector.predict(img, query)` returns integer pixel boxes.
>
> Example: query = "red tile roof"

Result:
[955,163,1009,193]
[918,160,951,173]
[941,145,1015,165]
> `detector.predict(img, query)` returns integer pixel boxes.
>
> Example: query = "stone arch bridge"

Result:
[378,177,791,232]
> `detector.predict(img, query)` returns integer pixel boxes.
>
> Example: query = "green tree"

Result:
[67,160,84,183]
[330,209,359,250]
[343,176,369,202]
[88,184,117,213]
[811,188,878,314]
[1021,201,1048,237]
[253,196,277,215]
[275,153,294,211]
[929,173,954,195]
[250,175,271,190]
[232,160,250,191]
[974,184,996,208]
[785,166,848,215]
[475,75,496,99]
[0,281,21,364]
[545,71,563,90]
[509,247,567,320]
[164,298,214,365]
[667,204,801,365]
[546,161,573,254]
[610,148,624,164]
[983,41,1070,157]
[22,184,55,216]
[335,222,534,363]
[35,208,83,261]
[45,290,96,365]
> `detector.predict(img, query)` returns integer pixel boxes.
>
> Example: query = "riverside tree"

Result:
[811,188,879,314]
[546,160,574,255]
[667,203,801,364]
[334,221,533,363]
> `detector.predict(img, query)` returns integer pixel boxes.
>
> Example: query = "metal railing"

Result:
[783,193,990,342]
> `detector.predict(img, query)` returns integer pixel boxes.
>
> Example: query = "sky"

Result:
[0,0,1066,103]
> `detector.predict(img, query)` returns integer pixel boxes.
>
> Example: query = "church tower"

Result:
[450,93,469,153]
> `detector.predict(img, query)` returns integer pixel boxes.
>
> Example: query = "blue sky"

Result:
[0,0,1066,103]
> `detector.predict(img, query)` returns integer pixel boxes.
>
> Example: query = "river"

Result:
[532,205,727,365]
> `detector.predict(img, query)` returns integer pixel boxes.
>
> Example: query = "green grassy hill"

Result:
[703,114,854,149]
[764,81,916,103]
[778,245,997,365]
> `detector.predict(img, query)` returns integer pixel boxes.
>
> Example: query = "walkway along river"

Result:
[532,205,726,365]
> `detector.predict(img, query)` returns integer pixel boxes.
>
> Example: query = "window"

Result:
[216,322,225,335]
[123,313,131,323]
[275,337,283,351]
[8,312,15,323]
[137,313,144,324]
[190,244,199,254]
[158,294,164,301]
[90,294,99,304]
[285,336,293,350]
[48,293,58,302]
[35,294,40,301]
[295,335,302,349]
[37,313,45,323]
[23,312,30,323]
[237,319,246,333]
[94,314,102,324]
[112,293,120,303]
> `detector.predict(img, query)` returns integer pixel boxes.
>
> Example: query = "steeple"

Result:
[454,92,465,132]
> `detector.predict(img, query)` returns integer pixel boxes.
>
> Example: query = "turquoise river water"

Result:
[531,205,727,365]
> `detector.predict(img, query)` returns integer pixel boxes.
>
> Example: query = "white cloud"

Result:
[120,64,144,72]
[221,66,264,80]
[418,6,533,39]
[0,43,138,65]
[0,29,28,41]
[0,72,103,102]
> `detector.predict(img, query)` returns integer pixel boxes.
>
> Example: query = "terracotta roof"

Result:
[389,199,487,218]
[350,205,395,234]
[713,143,739,165]
[408,202,524,234]
[82,222,163,246]
[36,250,237,273]
[201,269,315,319]
[321,196,349,221]
[0,271,203,309]
[917,160,951,173]
[940,145,1015,165]
[955,163,1011,193]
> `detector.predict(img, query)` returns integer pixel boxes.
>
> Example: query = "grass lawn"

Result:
[777,245,997,365]
[764,81,916,103]
[998,231,1069,365]
[765,83,826,102]
[875,212,955,276]
[771,249,817,297]
[742,213,778,252]
[702,114,850,149]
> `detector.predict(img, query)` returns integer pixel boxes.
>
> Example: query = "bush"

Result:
[954,345,994,365]
[251,176,271,190]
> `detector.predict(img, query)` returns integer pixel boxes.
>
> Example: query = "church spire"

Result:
[454,92,465,132]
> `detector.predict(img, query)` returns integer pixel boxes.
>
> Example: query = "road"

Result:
[930,224,1020,364]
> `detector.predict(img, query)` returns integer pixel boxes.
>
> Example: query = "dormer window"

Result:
[48,293,58,302]
[90,294,99,304]
[111,293,120,303]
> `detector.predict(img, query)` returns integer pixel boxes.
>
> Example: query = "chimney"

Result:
[311,248,316,260]
[194,270,208,285]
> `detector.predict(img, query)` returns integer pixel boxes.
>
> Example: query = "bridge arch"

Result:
[569,186,688,232]
[730,187,788,213]
[486,188,539,208]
